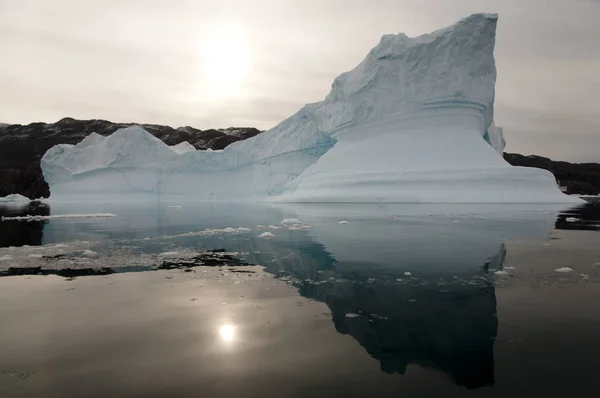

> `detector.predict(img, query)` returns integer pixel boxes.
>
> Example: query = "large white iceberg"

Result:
[41,14,579,204]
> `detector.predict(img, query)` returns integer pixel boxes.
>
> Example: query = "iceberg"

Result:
[41,14,579,204]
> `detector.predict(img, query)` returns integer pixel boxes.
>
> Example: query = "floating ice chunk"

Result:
[267,225,281,230]
[396,278,403,282]
[580,273,589,281]
[404,272,412,276]
[0,255,12,261]
[159,251,181,258]
[281,218,301,226]
[554,267,573,273]
[223,227,251,233]
[289,224,313,230]
[345,313,360,318]
[504,266,516,270]
[565,217,579,222]
[259,232,275,239]
[256,225,266,229]
[339,220,349,224]
[494,270,509,276]
[82,250,97,258]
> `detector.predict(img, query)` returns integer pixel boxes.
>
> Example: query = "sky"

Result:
[0,0,599,162]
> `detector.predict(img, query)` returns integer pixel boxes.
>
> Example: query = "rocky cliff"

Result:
[504,153,600,195]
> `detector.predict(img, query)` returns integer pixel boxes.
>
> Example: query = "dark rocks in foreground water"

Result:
[0,249,252,278]
[158,249,250,270]
[1,266,114,278]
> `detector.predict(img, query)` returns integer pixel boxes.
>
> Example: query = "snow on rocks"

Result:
[0,194,31,204]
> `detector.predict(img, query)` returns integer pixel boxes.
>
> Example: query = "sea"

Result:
[0,200,599,397]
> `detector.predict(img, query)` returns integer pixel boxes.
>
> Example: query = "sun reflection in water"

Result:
[218,324,237,342]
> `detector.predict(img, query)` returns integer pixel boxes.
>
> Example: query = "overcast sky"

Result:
[0,0,598,161]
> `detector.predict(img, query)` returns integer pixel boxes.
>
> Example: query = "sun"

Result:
[200,25,251,100]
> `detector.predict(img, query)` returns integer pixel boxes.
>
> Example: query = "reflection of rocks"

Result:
[0,202,50,247]
[556,203,600,231]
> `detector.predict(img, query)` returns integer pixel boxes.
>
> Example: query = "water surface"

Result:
[0,202,598,397]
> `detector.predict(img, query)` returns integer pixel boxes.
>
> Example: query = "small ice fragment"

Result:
[554,267,573,273]
[580,273,589,281]
[404,272,412,276]
[542,243,551,246]
[0,255,13,261]
[339,220,349,224]
[256,225,265,228]
[268,225,281,230]
[504,266,516,270]
[345,313,360,318]
[259,232,275,239]
[159,251,180,258]
[494,270,509,276]
[565,217,579,222]
[452,220,460,223]
[281,218,301,225]
[235,227,251,233]
[223,227,236,233]
[167,205,182,209]
[82,250,97,258]
[396,278,403,282]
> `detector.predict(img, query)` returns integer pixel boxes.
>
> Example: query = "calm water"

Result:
[0,201,599,397]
